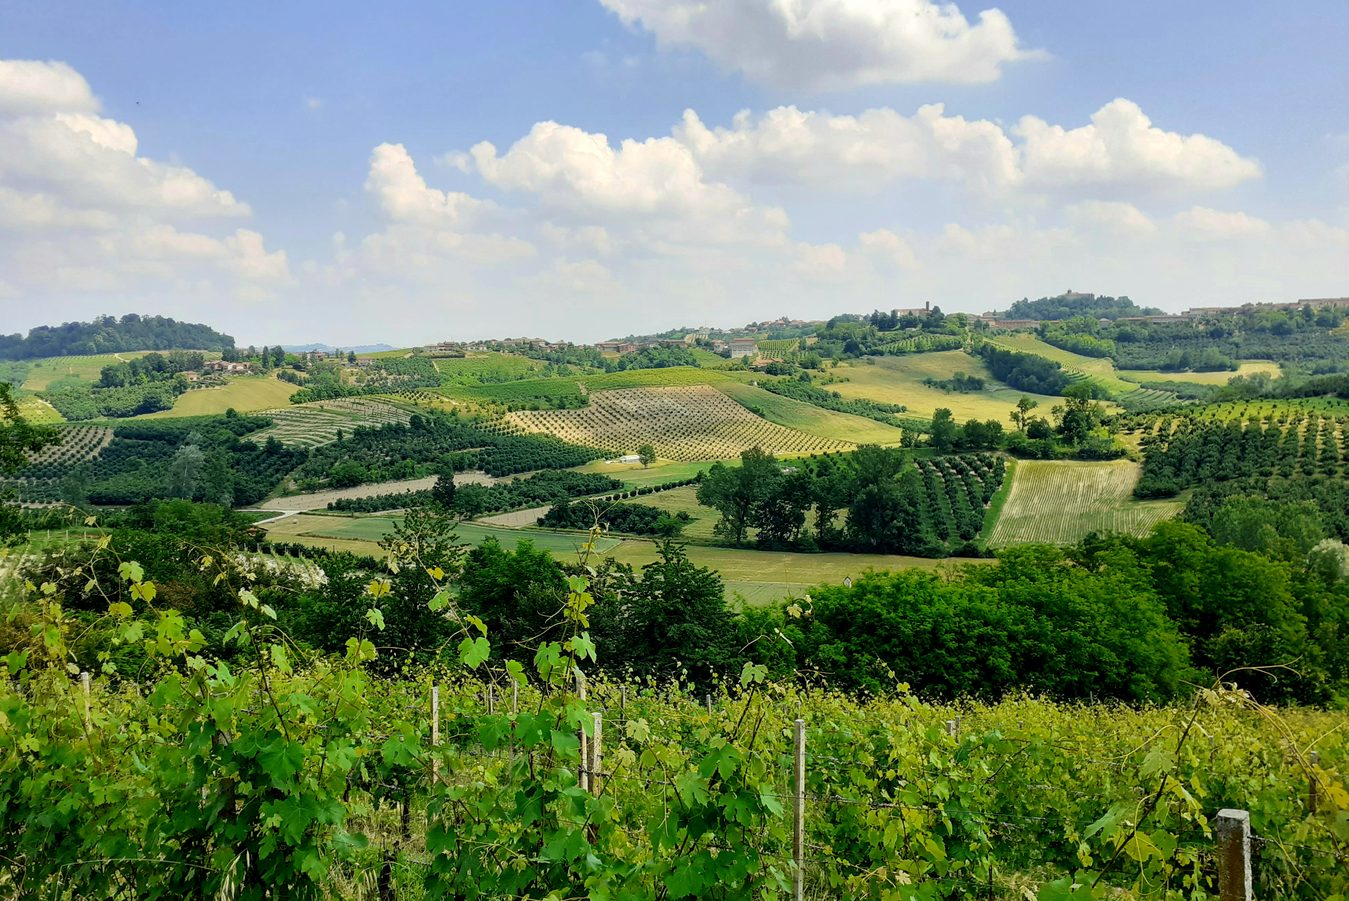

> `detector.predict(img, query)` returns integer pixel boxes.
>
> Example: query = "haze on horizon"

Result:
[1,0,1347,346]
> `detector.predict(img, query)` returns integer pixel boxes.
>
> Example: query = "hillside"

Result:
[0,314,234,359]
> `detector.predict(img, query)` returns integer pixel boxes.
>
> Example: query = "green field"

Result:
[572,458,719,487]
[139,375,299,418]
[716,381,906,444]
[13,395,65,424]
[1117,360,1281,385]
[264,513,970,605]
[985,459,1185,547]
[433,352,551,384]
[993,334,1282,392]
[20,352,157,391]
[828,351,1062,425]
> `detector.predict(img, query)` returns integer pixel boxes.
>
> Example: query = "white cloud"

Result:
[795,242,848,277]
[466,120,790,247]
[597,0,1041,91]
[0,59,98,116]
[858,229,921,269]
[366,143,490,227]
[674,100,1257,198]
[0,57,288,318]
[1172,206,1271,240]
[676,104,1018,191]
[1065,201,1157,237]
[1016,99,1261,192]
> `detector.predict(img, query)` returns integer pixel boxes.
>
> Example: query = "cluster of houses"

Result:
[424,332,766,359]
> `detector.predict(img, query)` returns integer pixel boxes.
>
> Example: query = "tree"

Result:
[348,350,358,364]
[1053,384,1106,445]
[695,447,781,545]
[753,470,814,547]
[432,469,457,509]
[637,443,656,468]
[0,383,55,474]
[167,444,205,499]
[929,408,958,453]
[1012,396,1039,432]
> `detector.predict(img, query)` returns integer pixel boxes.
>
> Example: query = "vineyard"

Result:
[986,459,1185,547]
[507,386,855,461]
[3,623,1344,900]
[245,399,415,447]
[875,333,964,354]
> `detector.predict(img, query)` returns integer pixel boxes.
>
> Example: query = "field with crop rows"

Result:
[986,459,1185,546]
[717,381,907,444]
[1119,359,1281,385]
[507,386,853,461]
[139,374,299,418]
[1153,397,1349,422]
[13,395,64,424]
[244,398,413,447]
[433,352,550,384]
[829,351,1061,423]
[572,458,719,487]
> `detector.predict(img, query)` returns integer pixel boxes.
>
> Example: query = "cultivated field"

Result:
[24,425,113,466]
[630,484,716,541]
[985,459,1185,547]
[140,375,299,418]
[1117,360,1281,385]
[717,381,907,444]
[244,398,413,447]
[20,352,156,391]
[433,352,550,384]
[507,386,854,461]
[13,395,65,424]
[262,513,972,605]
[828,351,1061,423]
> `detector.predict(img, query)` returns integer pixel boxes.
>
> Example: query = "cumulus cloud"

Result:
[1017,99,1262,192]
[597,0,1041,91]
[466,121,790,247]
[0,57,288,319]
[366,142,491,227]
[673,100,1257,198]
[858,229,921,269]
[0,59,98,115]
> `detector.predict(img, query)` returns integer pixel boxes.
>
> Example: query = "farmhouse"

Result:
[596,341,639,354]
[202,360,253,374]
[892,301,932,317]
[424,342,464,356]
[730,338,759,358]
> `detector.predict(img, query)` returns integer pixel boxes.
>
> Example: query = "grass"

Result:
[716,381,907,444]
[21,352,156,391]
[1117,360,1281,385]
[507,386,854,461]
[976,456,1017,544]
[13,395,65,424]
[828,351,1062,425]
[571,458,719,487]
[138,375,299,418]
[263,513,977,605]
[985,459,1185,547]
[619,484,716,541]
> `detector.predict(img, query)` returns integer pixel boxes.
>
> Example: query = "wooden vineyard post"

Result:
[620,684,627,728]
[793,717,806,901]
[1308,751,1320,815]
[706,694,713,715]
[1215,809,1252,901]
[487,683,495,716]
[945,719,957,737]
[577,670,589,792]
[431,684,441,783]
[590,712,603,796]
[80,671,91,731]
[512,680,518,715]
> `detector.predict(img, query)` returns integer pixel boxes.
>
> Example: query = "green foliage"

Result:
[0,313,234,359]
[977,343,1072,395]
[540,499,691,536]
[997,292,1162,321]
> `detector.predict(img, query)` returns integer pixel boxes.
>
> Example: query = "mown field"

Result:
[433,352,550,383]
[507,386,854,461]
[571,458,719,487]
[262,512,963,605]
[139,374,299,418]
[993,333,1280,390]
[12,395,64,424]
[828,351,1061,423]
[985,459,1185,547]
[717,380,907,444]
[19,352,156,391]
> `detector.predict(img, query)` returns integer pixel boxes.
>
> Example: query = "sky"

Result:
[1,0,1347,346]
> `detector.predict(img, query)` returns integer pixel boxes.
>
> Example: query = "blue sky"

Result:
[1,0,1347,345]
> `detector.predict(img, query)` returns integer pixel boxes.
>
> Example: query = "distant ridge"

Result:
[0,313,234,360]
[281,343,395,354]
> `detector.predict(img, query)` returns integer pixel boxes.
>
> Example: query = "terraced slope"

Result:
[507,386,854,461]
[245,398,413,447]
